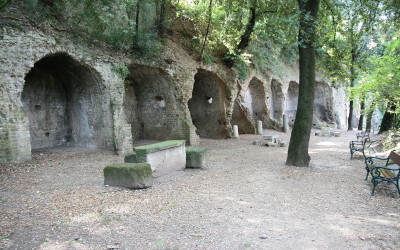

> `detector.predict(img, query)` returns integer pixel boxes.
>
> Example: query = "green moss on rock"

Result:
[186,147,207,168]
[124,151,138,163]
[135,140,185,154]
[104,163,153,189]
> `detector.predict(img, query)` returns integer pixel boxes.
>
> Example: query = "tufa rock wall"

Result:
[0,28,132,162]
[0,27,348,163]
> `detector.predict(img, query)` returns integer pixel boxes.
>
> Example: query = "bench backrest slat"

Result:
[389,151,400,165]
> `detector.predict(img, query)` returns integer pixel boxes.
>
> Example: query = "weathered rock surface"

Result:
[104,163,153,189]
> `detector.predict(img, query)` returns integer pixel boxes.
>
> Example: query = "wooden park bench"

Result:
[369,150,400,197]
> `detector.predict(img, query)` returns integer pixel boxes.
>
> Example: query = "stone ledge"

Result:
[103,163,153,189]
[134,140,186,155]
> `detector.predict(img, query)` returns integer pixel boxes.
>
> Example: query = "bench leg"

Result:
[371,179,378,196]
[396,179,400,197]
[365,165,370,181]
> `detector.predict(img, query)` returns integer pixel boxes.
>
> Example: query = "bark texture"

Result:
[286,0,320,167]
[379,103,396,134]
[358,101,364,130]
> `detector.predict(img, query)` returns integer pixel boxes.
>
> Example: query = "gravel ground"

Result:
[0,129,399,249]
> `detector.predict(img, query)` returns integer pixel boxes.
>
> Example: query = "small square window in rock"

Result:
[206,96,213,104]
[35,105,41,111]
[155,96,165,108]
[45,132,50,137]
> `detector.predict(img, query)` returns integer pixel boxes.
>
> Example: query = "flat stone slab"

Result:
[253,140,262,146]
[104,163,153,189]
[321,127,332,137]
[186,147,208,168]
[263,134,278,140]
[133,140,186,177]
[263,134,278,143]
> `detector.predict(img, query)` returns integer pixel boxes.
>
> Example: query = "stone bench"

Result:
[124,140,186,177]
[186,147,208,168]
[104,163,153,189]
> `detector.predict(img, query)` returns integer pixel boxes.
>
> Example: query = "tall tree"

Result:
[200,0,213,60]
[358,101,365,130]
[286,0,320,167]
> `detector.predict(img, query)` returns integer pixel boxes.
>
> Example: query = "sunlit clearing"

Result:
[316,141,338,146]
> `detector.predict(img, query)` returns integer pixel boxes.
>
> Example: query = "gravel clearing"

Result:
[1,129,399,249]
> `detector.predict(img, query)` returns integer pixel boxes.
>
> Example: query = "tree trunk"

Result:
[135,1,140,34]
[286,0,320,167]
[347,20,357,131]
[348,100,354,131]
[365,108,373,132]
[379,103,396,134]
[156,0,167,37]
[200,0,213,60]
[358,101,365,130]
[236,3,257,52]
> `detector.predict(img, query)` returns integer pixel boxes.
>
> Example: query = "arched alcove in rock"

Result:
[314,81,335,125]
[123,65,182,141]
[286,81,299,126]
[270,79,284,121]
[22,52,112,150]
[242,77,268,128]
[231,100,255,134]
[188,69,229,139]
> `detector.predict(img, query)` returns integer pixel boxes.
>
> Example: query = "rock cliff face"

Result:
[0,27,347,163]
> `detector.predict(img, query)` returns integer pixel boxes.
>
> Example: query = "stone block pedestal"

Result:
[104,163,153,189]
[186,147,208,168]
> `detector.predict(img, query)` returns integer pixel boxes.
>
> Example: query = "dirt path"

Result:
[1,130,399,249]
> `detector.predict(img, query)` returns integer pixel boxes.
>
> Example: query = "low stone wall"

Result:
[129,140,186,177]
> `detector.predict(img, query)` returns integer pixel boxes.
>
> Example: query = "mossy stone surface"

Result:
[124,151,138,163]
[104,163,153,189]
[134,140,185,153]
[186,147,207,168]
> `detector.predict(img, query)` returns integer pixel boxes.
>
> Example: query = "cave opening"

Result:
[285,81,299,126]
[123,65,182,141]
[188,69,229,139]
[22,52,111,151]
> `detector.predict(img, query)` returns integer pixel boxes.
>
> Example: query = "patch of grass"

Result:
[244,242,252,248]
[89,213,102,218]
[155,238,165,247]
[0,234,11,240]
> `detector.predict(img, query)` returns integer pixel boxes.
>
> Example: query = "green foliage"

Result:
[352,32,400,113]
[132,32,163,58]
[112,65,130,79]
[202,51,214,65]
[13,0,164,53]
[0,20,23,30]
[382,129,400,151]
[174,0,298,70]
[223,53,250,80]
